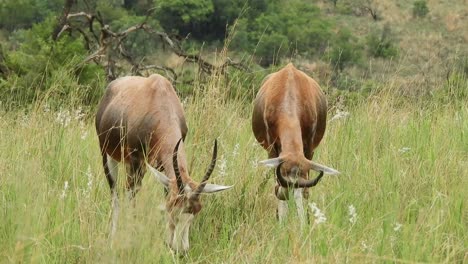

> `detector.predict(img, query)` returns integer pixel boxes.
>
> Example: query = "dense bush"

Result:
[156,0,215,38]
[413,0,429,18]
[367,25,398,58]
[0,0,459,111]
[0,18,105,108]
[327,29,362,72]
[110,15,163,59]
[231,0,333,66]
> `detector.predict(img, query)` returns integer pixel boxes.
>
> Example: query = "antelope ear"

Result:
[146,162,170,187]
[308,161,340,175]
[259,157,283,168]
[201,184,233,193]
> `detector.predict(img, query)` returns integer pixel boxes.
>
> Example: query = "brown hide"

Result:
[95,74,230,252]
[95,74,196,193]
[252,63,328,181]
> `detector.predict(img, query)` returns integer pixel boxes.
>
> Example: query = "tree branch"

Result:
[54,3,248,81]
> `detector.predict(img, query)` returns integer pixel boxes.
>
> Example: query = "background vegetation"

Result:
[1,0,466,108]
[0,0,467,263]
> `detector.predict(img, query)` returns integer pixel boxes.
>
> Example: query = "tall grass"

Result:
[0,72,466,263]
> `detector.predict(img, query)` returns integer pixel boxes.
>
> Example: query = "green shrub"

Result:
[333,74,362,91]
[244,0,332,66]
[156,0,214,38]
[336,2,354,15]
[0,17,105,109]
[254,33,290,67]
[0,0,62,31]
[413,0,429,18]
[433,73,467,105]
[327,29,363,72]
[367,25,398,58]
[110,15,163,59]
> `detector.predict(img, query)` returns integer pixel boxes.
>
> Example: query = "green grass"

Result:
[0,86,466,263]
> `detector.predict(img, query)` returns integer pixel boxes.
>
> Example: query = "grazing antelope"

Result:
[252,63,339,224]
[95,74,232,252]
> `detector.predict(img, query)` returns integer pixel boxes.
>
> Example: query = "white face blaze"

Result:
[166,211,194,253]
[147,162,233,193]
[146,162,232,252]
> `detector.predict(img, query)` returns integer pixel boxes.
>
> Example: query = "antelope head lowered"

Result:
[95,74,232,253]
[252,63,340,224]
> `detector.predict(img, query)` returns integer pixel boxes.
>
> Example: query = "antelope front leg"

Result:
[293,188,306,227]
[110,190,120,238]
[275,186,306,227]
[277,200,289,223]
[275,185,289,223]
[105,154,120,239]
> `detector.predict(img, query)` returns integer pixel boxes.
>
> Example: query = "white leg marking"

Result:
[166,212,175,249]
[294,189,306,227]
[278,200,289,223]
[107,154,119,182]
[110,191,119,238]
[173,213,194,252]
[107,155,119,238]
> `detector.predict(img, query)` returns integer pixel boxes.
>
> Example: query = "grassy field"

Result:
[0,81,467,263]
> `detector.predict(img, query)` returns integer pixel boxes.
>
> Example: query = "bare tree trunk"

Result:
[52,0,75,41]
[53,1,248,82]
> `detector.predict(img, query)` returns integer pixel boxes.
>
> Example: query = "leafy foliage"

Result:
[0,0,459,109]
[156,0,215,38]
[366,25,398,58]
[232,0,333,66]
[327,29,363,72]
[0,17,104,108]
[413,0,429,18]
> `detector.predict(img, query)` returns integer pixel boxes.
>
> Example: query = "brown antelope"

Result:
[252,63,339,224]
[95,74,232,252]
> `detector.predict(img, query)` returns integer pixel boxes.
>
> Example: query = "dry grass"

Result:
[0,74,466,263]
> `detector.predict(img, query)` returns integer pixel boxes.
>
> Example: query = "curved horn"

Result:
[191,139,218,199]
[276,162,324,188]
[173,137,185,195]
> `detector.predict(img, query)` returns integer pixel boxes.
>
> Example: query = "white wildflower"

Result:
[83,166,93,197]
[251,158,259,168]
[398,147,411,153]
[232,143,239,157]
[393,222,402,232]
[81,129,89,140]
[390,235,397,248]
[218,155,227,177]
[20,114,29,127]
[348,204,357,224]
[80,121,88,140]
[74,107,85,121]
[329,110,350,122]
[56,110,71,127]
[309,202,327,224]
[43,103,50,113]
[251,140,258,148]
[60,181,69,199]
[360,240,369,252]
